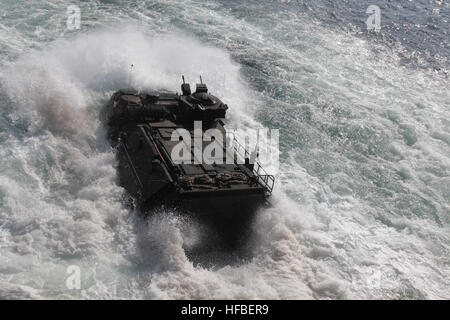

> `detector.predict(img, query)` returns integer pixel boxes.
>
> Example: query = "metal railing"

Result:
[228,134,275,196]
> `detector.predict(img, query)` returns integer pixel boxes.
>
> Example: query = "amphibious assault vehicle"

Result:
[104,77,274,225]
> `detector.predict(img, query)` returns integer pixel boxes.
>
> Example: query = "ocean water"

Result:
[0,0,449,299]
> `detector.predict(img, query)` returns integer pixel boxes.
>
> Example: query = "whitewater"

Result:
[0,0,449,299]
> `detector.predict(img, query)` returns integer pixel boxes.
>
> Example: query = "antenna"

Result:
[199,75,203,84]
[182,75,185,84]
[129,64,134,87]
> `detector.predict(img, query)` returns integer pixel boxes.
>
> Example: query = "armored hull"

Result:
[105,78,274,225]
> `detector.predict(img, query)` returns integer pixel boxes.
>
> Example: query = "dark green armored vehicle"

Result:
[105,77,274,226]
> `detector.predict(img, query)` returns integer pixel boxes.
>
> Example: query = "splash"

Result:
[0,7,448,299]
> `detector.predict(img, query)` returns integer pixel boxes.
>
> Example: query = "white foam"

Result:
[0,26,280,299]
[0,11,448,299]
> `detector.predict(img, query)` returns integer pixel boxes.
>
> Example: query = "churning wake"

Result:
[0,0,449,299]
